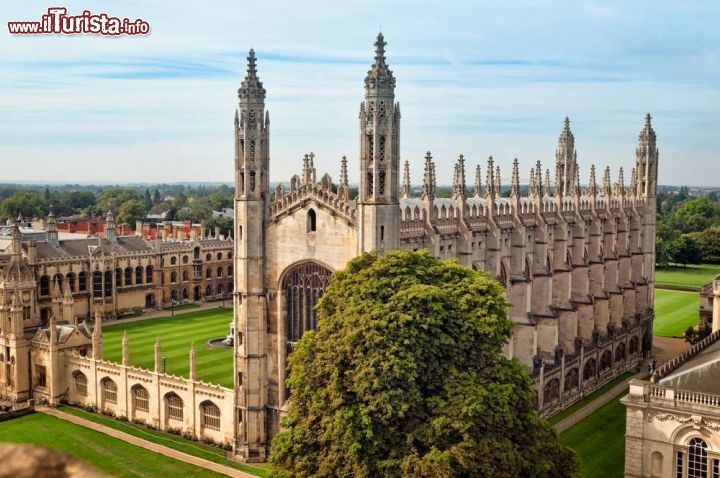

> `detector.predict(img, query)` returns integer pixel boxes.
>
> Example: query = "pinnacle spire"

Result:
[402,159,411,198]
[529,167,538,196]
[603,166,612,196]
[238,49,266,103]
[556,116,578,196]
[422,152,435,200]
[473,165,482,197]
[340,156,349,186]
[589,164,597,196]
[544,169,551,196]
[486,156,495,198]
[511,158,520,197]
[453,154,467,198]
[365,33,396,95]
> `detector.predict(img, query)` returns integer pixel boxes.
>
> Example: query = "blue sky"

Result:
[1,1,719,186]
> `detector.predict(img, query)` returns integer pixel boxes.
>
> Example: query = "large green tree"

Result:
[0,191,48,219]
[270,250,579,478]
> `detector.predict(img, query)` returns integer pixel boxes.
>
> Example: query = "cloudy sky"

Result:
[1,1,718,186]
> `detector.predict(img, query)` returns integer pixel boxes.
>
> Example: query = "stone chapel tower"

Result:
[0,221,35,401]
[635,114,659,340]
[358,33,401,253]
[555,117,578,197]
[233,49,270,462]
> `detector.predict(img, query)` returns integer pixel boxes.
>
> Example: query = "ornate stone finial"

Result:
[46,209,59,247]
[603,166,612,196]
[473,164,482,198]
[529,167,538,196]
[154,336,163,373]
[495,166,502,198]
[238,49,266,103]
[485,156,495,198]
[365,33,396,94]
[511,158,520,197]
[422,152,435,200]
[589,164,598,197]
[234,109,239,126]
[544,169,551,196]
[572,165,580,197]
[122,331,129,366]
[617,167,625,196]
[63,277,73,302]
[630,167,637,197]
[453,154,467,199]
[52,276,62,300]
[340,156,349,186]
[401,159,411,198]
[556,116,578,197]
[189,341,197,381]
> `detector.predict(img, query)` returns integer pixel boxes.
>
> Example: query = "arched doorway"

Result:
[145,294,155,309]
[282,262,333,353]
[193,286,200,301]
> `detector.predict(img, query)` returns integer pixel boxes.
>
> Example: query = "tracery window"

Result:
[379,135,385,161]
[166,393,183,420]
[101,377,117,404]
[74,371,87,396]
[93,271,102,296]
[201,401,221,431]
[133,385,149,412]
[284,263,333,352]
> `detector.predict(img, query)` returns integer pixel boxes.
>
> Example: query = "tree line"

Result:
[0,183,235,236]
[656,187,720,267]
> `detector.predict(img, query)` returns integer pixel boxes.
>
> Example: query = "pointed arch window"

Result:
[284,262,333,351]
[201,401,221,431]
[379,135,385,161]
[307,209,317,232]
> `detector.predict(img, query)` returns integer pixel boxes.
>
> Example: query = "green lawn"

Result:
[560,397,627,478]
[0,413,224,478]
[655,263,720,288]
[548,372,635,426]
[103,309,234,387]
[653,289,700,337]
[59,405,269,477]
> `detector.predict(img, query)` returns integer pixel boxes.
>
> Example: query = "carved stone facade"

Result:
[0,210,233,326]
[0,214,236,445]
[232,34,659,460]
[623,331,720,477]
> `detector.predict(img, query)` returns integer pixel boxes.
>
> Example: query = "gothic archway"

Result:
[282,261,333,353]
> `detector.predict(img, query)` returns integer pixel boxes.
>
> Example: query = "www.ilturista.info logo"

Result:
[8,8,150,35]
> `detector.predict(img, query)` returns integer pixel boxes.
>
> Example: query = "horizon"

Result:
[2,2,719,186]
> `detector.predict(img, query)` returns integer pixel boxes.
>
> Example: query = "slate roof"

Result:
[660,340,720,395]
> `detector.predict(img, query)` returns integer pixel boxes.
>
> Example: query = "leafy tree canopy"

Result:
[270,250,579,478]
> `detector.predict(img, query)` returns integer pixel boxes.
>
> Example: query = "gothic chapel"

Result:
[232,33,658,461]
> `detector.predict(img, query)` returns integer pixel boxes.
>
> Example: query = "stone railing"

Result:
[638,383,720,411]
[651,330,720,383]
